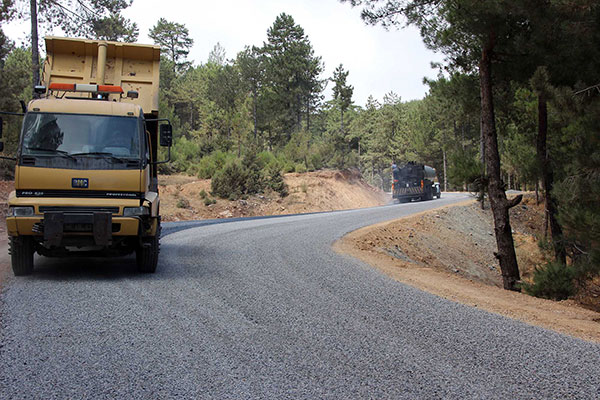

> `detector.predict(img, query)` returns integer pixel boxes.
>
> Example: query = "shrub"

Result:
[211,159,249,200]
[197,151,236,179]
[203,197,216,206]
[256,151,278,169]
[523,261,575,300]
[241,151,265,195]
[199,189,207,199]
[176,198,190,209]
[295,163,308,173]
[265,164,288,197]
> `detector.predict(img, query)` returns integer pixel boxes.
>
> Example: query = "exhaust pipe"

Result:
[97,42,107,86]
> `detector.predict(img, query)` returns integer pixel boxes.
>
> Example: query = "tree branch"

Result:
[507,194,523,209]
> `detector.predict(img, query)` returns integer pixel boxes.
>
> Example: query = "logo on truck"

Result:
[72,178,89,188]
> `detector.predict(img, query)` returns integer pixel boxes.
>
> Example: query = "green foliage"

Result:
[209,150,290,200]
[197,151,236,179]
[199,189,207,199]
[447,150,480,190]
[92,14,138,42]
[36,0,138,41]
[203,196,216,206]
[265,163,289,197]
[176,198,189,209]
[262,13,323,140]
[149,18,194,73]
[211,159,249,200]
[0,45,31,178]
[523,261,575,300]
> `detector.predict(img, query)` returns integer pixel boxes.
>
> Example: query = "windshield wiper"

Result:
[70,152,128,163]
[25,146,77,162]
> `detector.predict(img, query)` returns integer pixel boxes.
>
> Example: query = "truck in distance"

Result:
[0,36,172,275]
[392,161,441,203]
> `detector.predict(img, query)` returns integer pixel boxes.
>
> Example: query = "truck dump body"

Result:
[43,36,160,114]
[392,162,440,202]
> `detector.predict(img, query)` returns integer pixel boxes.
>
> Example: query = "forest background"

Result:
[0,0,598,298]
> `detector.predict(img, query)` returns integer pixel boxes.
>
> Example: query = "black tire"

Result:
[10,236,35,276]
[136,220,160,273]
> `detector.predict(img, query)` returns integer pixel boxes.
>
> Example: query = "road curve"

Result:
[1,193,599,399]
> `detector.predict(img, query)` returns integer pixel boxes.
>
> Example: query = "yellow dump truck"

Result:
[0,36,172,275]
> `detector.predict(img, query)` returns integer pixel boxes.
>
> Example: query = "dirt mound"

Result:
[159,169,388,221]
[336,196,600,343]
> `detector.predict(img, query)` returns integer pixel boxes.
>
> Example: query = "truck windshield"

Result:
[21,113,140,159]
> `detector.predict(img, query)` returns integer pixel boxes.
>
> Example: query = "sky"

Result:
[3,0,445,107]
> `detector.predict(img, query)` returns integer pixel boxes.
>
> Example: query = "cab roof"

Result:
[28,98,141,117]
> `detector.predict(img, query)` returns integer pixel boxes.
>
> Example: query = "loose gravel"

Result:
[1,193,599,399]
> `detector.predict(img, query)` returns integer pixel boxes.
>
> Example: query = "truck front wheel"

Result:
[10,236,35,276]
[136,234,159,273]
[136,219,161,273]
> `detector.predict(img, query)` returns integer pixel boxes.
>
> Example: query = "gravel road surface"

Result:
[1,192,599,399]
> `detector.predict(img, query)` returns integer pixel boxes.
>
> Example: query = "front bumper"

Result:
[7,214,140,237]
[6,197,143,240]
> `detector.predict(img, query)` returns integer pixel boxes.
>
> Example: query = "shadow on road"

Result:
[23,242,219,282]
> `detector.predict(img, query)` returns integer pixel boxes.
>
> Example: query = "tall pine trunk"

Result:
[536,94,566,264]
[253,89,258,142]
[443,148,447,192]
[479,113,486,209]
[480,40,522,291]
[30,0,40,90]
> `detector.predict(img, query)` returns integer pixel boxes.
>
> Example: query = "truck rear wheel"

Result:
[10,236,35,276]
[136,219,161,273]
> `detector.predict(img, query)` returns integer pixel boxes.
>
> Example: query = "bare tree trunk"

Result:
[537,93,566,264]
[30,0,40,90]
[480,41,522,291]
[479,112,486,209]
[443,148,447,192]
[306,98,311,132]
[253,89,258,142]
[535,180,539,204]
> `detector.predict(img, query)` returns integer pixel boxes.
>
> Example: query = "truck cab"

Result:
[1,37,171,275]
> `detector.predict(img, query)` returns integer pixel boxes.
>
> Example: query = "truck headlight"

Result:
[8,206,35,217]
[123,206,150,217]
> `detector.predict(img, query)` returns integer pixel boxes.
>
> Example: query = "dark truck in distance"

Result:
[392,162,441,203]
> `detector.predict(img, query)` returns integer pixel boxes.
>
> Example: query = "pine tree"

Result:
[149,18,194,74]
[331,63,354,133]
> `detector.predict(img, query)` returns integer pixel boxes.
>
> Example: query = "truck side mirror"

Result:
[159,124,172,147]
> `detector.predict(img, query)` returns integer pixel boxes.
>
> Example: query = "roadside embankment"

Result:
[159,169,389,221]
[335,197,600,343]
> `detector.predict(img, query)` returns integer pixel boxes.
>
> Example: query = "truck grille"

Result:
[39,206,120,214]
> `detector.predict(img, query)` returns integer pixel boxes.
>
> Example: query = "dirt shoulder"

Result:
[334,199,600,343]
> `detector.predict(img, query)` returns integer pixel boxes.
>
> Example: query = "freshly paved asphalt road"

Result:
[1,192,599,399]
